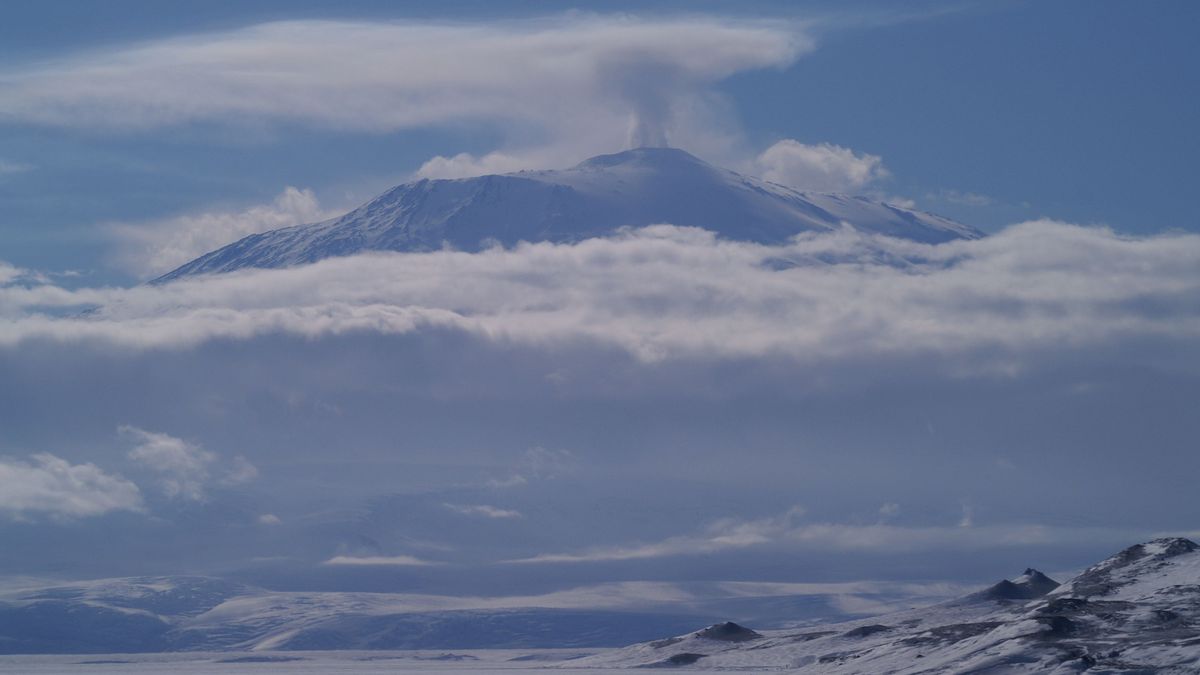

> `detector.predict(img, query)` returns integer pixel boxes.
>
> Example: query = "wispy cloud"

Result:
[323,554,436,567]
[0,159,32,176]
[508,507,807,563]
[445,503,523,519]
[122,426,256,501]
[0,17,809,168]
[0,16,914,193]
[508,506,1141,564]
[929,189,995,207]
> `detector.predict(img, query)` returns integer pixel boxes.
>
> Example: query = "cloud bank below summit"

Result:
[4,222,1199,367]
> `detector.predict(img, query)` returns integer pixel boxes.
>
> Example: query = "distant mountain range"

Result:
[156,147,981,282]
[579,538,1200,673]
[0,575,948,654]
[2,538,1196,670]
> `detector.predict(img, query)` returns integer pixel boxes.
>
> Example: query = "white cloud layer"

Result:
[0,453,142,519]
[753,140,889,192]
[510,506,1141,564]
[110,187,334,277]
[0,17,808,166]
[2,221,1199,369]
[323,555,435,567]
[0,16,899,195]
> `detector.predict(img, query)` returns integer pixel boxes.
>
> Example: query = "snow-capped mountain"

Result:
[156,147,981,281]
[575,538,1200,673]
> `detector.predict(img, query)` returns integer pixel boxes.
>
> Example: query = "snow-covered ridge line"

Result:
[574,537,1200,673]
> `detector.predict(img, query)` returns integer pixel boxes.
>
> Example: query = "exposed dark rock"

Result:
[641,652,708,667]
[842,624,891,638]
[695,622,761,642]
[900,621,1003,646]
[974,569,1060,603]
[650,637,683,649]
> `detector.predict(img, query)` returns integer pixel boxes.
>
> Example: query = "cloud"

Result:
[123,426,215,501]
[222,456,260,486]
[0,453,142,519]
[959,504,975,528]
[752,139,889,192]
[878,503,900,521]
[445,504,523,519]
[257,513,282,526]
[109,187,335,277]
[122,426,256,500]
[0,263,26,286]
[0,159,32,176]
[1,221,1199,371]
[0,262,47,286]
[1,16,909,189]
[0,17,808,166]
[416,152,545,180]
[487,447,575,489]
[322,554,436,567]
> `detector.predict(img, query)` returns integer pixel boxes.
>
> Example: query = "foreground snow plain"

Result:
[0,650,610,674]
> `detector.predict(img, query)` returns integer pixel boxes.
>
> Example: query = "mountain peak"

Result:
[1018,568,1053,582]
[694,622,761,642]
[1094,537,1199,571]
[977,568,1059,601]
[1142,537,1199,556]
[572,146,710,171]
[1054,536,1200,599]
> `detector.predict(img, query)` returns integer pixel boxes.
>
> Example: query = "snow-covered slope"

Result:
[156,147,980,281]
[574,538,1200,673]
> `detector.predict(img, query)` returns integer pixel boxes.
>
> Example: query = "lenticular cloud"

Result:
[1,221,1198,366]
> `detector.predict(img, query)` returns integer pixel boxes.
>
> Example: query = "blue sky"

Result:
[1,0,1199,619]
[1,0,1197,279]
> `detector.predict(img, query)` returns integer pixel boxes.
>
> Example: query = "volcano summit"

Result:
[157,147,980,282]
